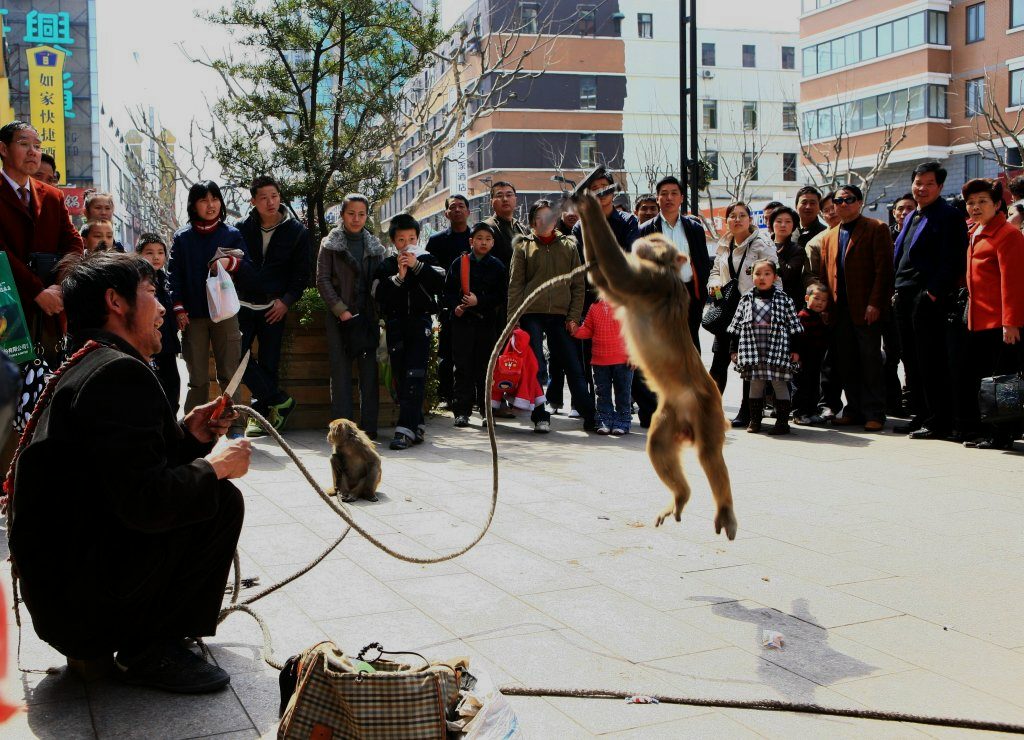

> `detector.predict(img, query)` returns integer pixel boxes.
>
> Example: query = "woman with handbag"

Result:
[316,194,389,441]
[961,178,1024,450]
[705,202,778,426]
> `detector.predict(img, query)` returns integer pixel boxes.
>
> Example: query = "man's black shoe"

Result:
[389,433,412,450]
[730,414,749,429]
[909,427,948,440]
[583,417,598,432]
[115,641,230,694]
[893,420,922,435]
[413,426,425,445]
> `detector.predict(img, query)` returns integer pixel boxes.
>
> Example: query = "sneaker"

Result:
[610,427,627,436]
[596,425,611,435]
[244,416,267,437]
[568,408,580,419]
[547,404,563,415]
[454,415,470,427]
[389,433,413,450]
[534,421,551,434]
[792,415,813,426]
[269,396,296,432]
[115,641,230,694]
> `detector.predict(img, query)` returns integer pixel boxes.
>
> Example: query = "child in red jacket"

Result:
[573,299,633,434]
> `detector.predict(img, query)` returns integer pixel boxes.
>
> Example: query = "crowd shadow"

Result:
[689,596,876,704]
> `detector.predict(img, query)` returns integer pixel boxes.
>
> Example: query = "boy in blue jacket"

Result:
[372,214,446,450]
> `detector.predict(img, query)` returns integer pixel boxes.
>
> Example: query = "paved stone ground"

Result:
[3,344,1024,738]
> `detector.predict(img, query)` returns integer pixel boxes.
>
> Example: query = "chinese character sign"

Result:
[450,135,469,197]
[26,46,67,185]
[24,10,75,50]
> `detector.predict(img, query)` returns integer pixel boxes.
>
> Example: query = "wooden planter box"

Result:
[207,311,398,430]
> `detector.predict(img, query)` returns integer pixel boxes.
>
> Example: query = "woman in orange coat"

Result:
[962,178,1024,449]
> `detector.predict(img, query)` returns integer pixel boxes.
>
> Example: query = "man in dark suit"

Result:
[637,175,710,350]
[0,122,84,362]
[819,184,894,431]
[483,181,529,271]
[891,162,969,440]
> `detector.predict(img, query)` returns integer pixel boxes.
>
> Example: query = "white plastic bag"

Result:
[206,261,240,323]
[460,669,523,739]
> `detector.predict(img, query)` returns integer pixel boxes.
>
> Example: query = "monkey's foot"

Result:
[654,502,683,527]
[715,506,738,540]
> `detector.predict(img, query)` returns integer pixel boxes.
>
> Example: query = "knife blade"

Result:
[211,350,250,421]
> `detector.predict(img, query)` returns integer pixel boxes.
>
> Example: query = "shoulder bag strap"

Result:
[727,245,749,282]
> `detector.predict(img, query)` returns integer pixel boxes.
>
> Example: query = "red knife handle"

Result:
[210,395,230,422]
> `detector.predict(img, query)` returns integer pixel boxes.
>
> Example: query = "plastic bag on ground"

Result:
[459,669,523,739]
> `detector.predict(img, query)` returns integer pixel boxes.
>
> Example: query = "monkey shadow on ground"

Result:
[684,596,877,704]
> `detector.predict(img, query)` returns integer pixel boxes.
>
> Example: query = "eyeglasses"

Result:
[832,197,858,205]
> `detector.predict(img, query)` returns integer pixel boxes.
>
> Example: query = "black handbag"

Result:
[978,372,1024,424]
[341,312,380,356]
[701,246,749,335]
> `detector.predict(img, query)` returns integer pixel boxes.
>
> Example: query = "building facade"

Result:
[799,0,1024,209]
[382,0,802,235]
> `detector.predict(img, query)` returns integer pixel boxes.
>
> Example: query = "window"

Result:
[965,153,982,180]
[1014,0,1024,28]
[580,76,597,110]
[966,77,985,117]
[803,11,946,77]
[702,42,716,66]
[577,4,596,35]
[803,84,948,141]
[743,101,758,130]
[1011,68,1024,107]
[638,13,653,38]
[518,3,539,34]
[966,3,985,43]
[743,152,759,180]
[782,102,798,131]
[783,153,798,182]
[580,134,598,166]
[702,100,718,130]
[742,44,756,68]
[705,150,719,180]
[782,46,795,69]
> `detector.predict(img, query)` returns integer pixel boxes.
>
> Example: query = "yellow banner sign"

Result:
[25,45,66,185]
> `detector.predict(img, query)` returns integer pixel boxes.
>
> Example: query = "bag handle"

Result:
[356,641,429,670]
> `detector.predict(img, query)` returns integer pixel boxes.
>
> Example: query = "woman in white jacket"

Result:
[707,201,779,426]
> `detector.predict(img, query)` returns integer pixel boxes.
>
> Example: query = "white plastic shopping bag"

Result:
[206,261,240,323]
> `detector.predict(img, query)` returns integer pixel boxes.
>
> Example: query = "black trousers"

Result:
[894,287,953,432]
[451,318,496,417]
[686,281,703,353]
[546,337,592,408]
[793,346,825,417]
[966,328,1023,441]
[436,312,455,404]
[832,310,885,423]
[880,319,904,411]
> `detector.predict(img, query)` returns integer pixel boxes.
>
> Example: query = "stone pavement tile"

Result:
[911,507,1024,537]
[2,698,96,739]
[85,679,255,739]
[377,509,483,551]
[212,592,328,675]
[192,731,260,739]
[599,710,760,738]
[835,615,1024,708]
[238,491,297,528]
[672,599,913,686]
[488,515,613,560]
[721,707,933,738]
[517,499,640,536]
[318,608,457,655]
[503,696,591,736]
[523,585,727,662]
[262,557,413,622]
[545,698,714,736]
[829,669,1024,727]
[338,533,468,582]
[285,503,395,541]
[224,666,282,739]
[735,512,889,556]
[688,565,900,629]
[388,572,561,639]
[456,542,597,596]
[565,551,743,612]
[237,522,327,569]
[579,529,749,575]
[1,619,86,706]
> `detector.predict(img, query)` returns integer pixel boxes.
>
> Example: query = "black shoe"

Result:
[583,418,598,432]
[413,426,425,445]
[115,641,230,694]
[454,415,470,427]
[909,427,948,440]
[730,413,750,428]
[893,420,922,435]
[389,433,412,450]
[976,437,1014,450]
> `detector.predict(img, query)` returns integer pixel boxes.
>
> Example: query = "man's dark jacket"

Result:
[482,215,529,270]
[8,333,234,658]
[234,207,311,307]
[426,227,471,276]
[892,198,969,298]
[637,214,711,301]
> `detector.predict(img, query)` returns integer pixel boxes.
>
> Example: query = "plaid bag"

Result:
[279,641,467,739]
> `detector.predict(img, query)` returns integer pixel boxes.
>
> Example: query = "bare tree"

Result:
[956,72,1024,173]
[714,127,770,205]
[797,95,911,206]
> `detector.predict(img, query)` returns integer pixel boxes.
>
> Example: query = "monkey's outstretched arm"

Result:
[573,192,648,296]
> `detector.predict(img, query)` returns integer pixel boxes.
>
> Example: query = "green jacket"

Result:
[507,233,585,324]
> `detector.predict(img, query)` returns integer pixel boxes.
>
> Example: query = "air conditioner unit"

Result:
[701,70,714,79]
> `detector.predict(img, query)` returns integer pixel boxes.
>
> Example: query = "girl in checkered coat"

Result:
[728,260,803,435]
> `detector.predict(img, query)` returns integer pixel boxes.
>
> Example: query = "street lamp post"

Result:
[679,0,699,215]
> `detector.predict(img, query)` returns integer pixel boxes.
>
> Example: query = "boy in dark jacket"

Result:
[234,175,310,436]
[792,284,830,425]
[372,214,446,450]
[444,222,508,427]
[137,233,181,414]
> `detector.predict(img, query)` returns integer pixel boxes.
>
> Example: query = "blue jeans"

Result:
[520,314,595,423]
[593,363,633,431]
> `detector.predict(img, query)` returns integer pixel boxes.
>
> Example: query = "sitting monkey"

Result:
[574,192,737,539]
[327,418,382,503]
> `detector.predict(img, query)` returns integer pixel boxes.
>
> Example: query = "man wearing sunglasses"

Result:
[818,185,894,432]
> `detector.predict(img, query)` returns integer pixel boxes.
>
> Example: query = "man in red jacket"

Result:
[0,121,85,363]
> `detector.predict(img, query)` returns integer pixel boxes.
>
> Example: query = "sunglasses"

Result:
[833,196,858,205]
